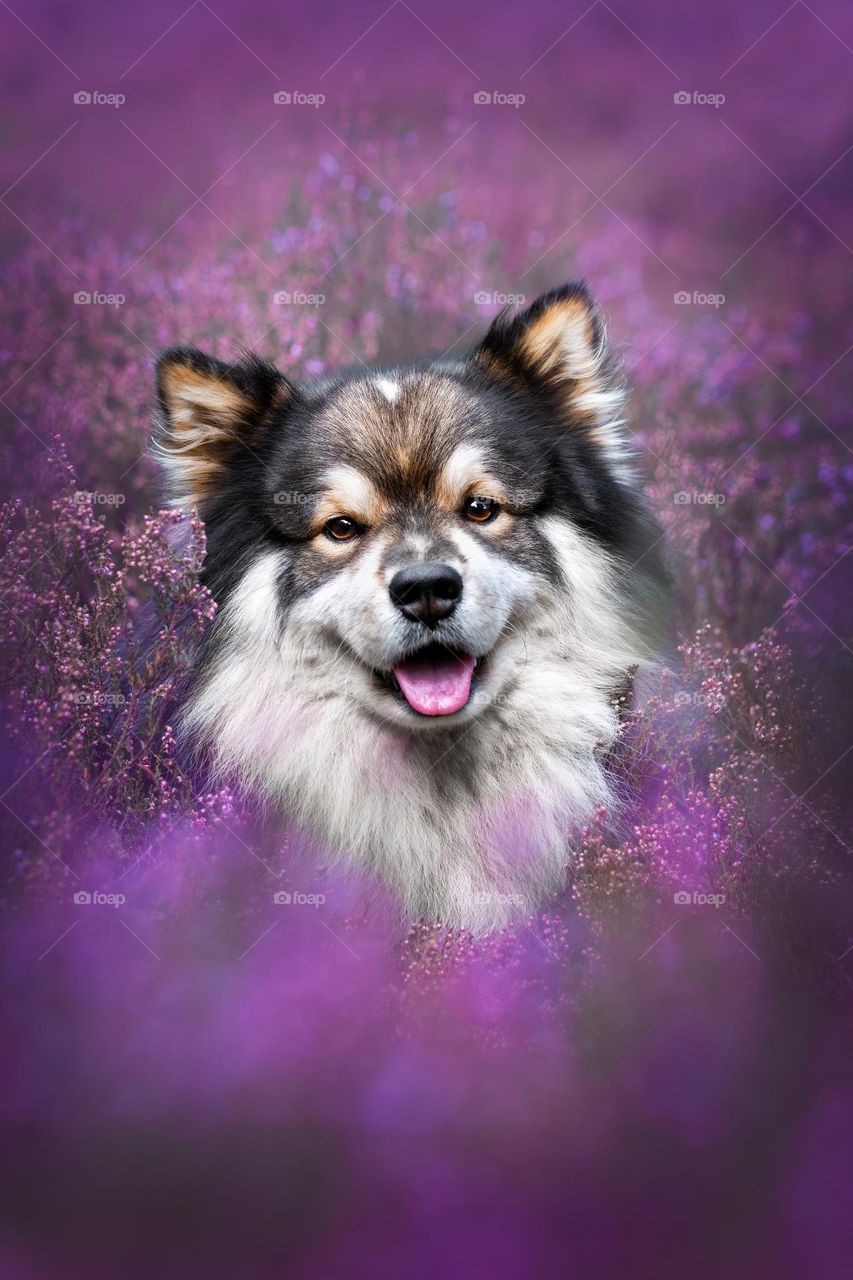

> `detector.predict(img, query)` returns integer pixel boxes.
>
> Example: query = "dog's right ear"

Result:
[153,347,295,509]
[473,283,631,482]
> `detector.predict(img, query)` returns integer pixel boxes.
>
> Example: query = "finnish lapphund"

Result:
[153,283,669,932]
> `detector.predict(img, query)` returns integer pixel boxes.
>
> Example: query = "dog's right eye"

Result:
[324,516,362,542]
[463,496,500,524]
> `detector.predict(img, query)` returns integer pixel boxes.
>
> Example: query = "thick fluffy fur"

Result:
[153,283,669,932]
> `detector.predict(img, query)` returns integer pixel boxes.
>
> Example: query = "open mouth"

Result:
[376,644,486,716]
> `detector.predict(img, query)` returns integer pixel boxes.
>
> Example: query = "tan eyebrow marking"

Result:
[436,443,508,509]
[310,464,388,530]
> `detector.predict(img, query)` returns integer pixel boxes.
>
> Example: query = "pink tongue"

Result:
[392,650,475,716]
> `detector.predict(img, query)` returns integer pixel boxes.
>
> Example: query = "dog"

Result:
[153,283,669,932]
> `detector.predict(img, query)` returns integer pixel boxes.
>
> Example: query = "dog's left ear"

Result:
[153,347,295,509]
[474,282,629,474]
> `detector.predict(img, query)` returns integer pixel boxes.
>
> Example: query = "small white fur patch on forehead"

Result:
[374,377,401,403]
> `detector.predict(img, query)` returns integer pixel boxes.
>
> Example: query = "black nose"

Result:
[389,561,463,627]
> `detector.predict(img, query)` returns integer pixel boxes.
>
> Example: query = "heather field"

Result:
[1,1,852,1276]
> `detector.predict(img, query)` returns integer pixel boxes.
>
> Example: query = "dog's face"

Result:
[260,375,544,728]
[154,284,665,737]
[152,284,669,929]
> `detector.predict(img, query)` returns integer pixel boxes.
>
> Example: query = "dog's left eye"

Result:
[324,516,362,542]
[463,497,500,524]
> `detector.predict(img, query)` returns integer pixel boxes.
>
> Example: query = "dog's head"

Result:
[153,284,668,743]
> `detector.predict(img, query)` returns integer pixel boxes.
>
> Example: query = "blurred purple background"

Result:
[3,0,853,281]
[1,2,852,1277]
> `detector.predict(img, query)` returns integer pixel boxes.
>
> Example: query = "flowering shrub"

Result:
[0,73,851,1280]
[1,169,848,940]
[0,442,235,855]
